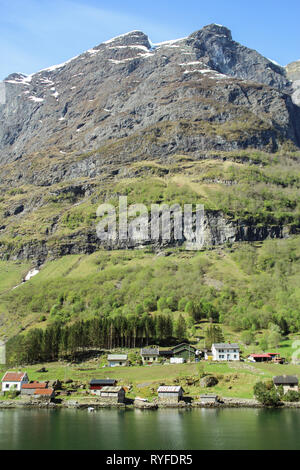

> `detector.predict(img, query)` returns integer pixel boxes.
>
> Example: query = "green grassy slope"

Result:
[0,235,300,339]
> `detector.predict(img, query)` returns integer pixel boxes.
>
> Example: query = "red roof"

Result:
[22,382,48,390]
[2,372,27,382]
[34,388,54,396]
[250,354,272,358]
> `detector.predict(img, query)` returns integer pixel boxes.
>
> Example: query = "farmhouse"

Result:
[90,379,117,395]
[1,371,29,392]
[273,376,299,394]
[171,343,197,362]
[212,343,240,361]
[140,348,160,364]
[98,386,126,403]
[21,382,48,396]
[107,354,128,367]
[157,386,184,403]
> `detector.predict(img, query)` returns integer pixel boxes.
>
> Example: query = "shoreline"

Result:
[1,398,300,410]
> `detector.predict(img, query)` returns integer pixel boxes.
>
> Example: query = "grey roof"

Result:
[200,394,218,398]
[171,343,196,351]
[157,386,184,393]
[159,350,174,356]
[90,379,117,386]
[141,348,159,356]
[100,386,124,393]
[107,354,128,361]
[213,343,240,349]
[273,375,299,385]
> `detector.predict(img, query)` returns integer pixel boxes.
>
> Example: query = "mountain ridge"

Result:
[0,24,299,265]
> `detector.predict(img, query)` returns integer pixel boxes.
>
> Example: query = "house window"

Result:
[6,384,9,389]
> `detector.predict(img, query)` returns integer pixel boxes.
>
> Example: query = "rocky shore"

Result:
[1,397,300,410]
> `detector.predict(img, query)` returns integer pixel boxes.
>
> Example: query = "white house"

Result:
[1,371,29,392]
[140,348,160,364]
[212,343,240,361]
[107,354,128,367]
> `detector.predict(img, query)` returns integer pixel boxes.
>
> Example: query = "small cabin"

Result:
[273,375,299,394]
[140,348,160,365]
[34,388,55,400]
[90,379,117,395]
[1,371,29,392]
[107,354,128,367]
[200,394,218,405]
[98,386,125,403]
[21,382,48,395]
[157,386,184,403]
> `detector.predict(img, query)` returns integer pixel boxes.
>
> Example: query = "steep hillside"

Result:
[0,25,300,343]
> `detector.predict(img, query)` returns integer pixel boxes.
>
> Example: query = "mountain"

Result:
[1,24,300,342]
[0,24,299,264]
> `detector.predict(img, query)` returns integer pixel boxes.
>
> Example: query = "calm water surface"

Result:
[0,408,300,450]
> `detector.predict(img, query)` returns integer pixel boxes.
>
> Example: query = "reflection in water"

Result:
[0,408,300,450]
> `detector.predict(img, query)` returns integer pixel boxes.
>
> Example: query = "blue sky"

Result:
[1,0,299,79]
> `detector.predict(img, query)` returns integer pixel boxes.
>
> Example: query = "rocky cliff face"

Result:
[1,24,299,169]
[0,24,299,261]
[286,60,300,106]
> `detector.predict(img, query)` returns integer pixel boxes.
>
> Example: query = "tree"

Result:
[253,382,281,406]
[283,390,300,402]
[175,315,187,342]
[205,325,224,349]
[157,297,168,311]
[268,331,282,348]
[259,335,268,351]
[241,330,254,346]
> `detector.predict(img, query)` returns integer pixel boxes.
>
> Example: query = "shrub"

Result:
[283,390,300,402]
[253,381,281,406]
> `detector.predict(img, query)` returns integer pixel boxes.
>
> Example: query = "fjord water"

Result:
[1,408,300,450]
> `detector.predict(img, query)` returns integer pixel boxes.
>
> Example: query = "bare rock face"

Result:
[0,25,299,261]
[0,25,299,170]
[286,60,300,106]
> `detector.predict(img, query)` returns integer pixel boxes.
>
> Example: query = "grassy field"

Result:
[1,358,299,401]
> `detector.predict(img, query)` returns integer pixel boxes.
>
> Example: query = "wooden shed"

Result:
[157,386,184,403]
[21,382,48,396]
[99,386,125,403]
[200,394,218,405]
[90,379,117,395]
